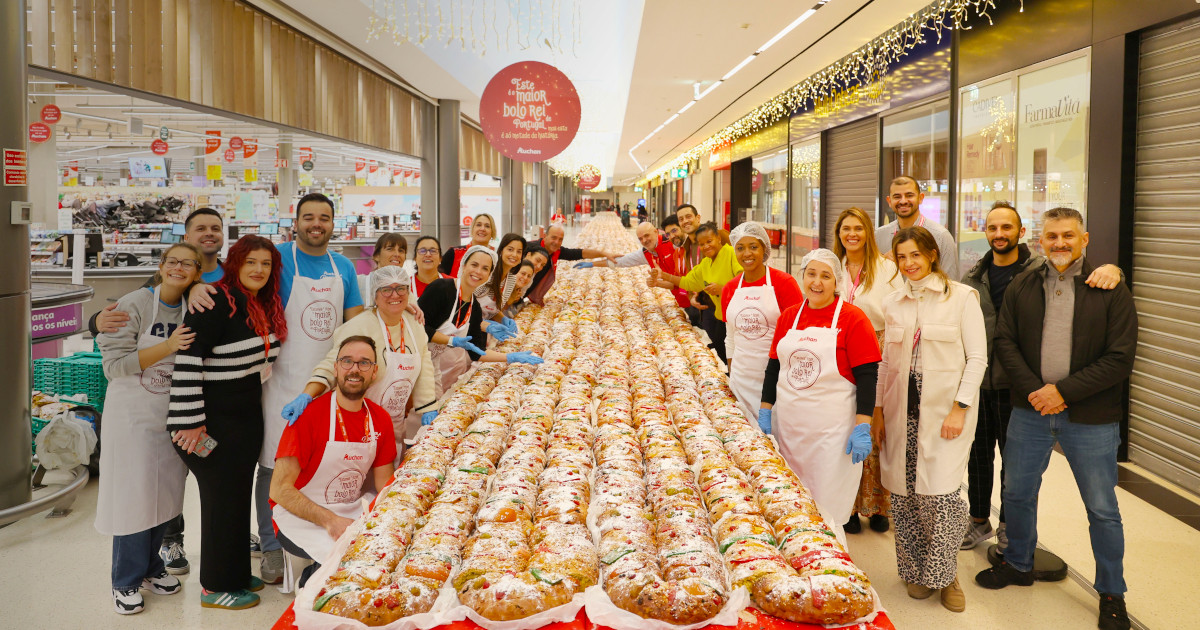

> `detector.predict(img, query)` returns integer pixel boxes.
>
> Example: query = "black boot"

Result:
[844,513,862,534]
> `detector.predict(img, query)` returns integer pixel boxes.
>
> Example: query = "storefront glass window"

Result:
[750,148,789,269]
[957,52,1089,272]
[788,137,820,274]
[714,169,731,228]
[881,100,951,226]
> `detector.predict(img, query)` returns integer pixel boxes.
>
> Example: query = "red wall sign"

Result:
[229,137,244,151]
[40,104,62,124]
[205,130,221,154]
[29,123,51,143]
[299,147,313,163]
[243,139,258,159]
[479,61,580,163]
[4,149,28,186]
[224,148,236,163]
[151,139,169,155]
[577,165,601,190]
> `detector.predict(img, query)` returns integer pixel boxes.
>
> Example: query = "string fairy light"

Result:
[366,0,580,56]
[639,0,1020,185]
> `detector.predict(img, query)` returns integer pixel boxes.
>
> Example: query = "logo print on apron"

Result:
[735,307,769,339]
[140,362,174,394]
[301,299,337,341]
[786,348,822,390]
[326,469,366,504]
[381,380,413,416]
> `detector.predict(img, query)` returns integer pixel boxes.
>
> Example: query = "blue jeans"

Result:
[1003,406,1126,594]
[112,521,170,590]
[254,465,281,552]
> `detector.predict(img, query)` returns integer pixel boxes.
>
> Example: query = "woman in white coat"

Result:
[757,249,881,534]
[719,221,803,421]
[874,226,986,612]
[834,206,904,534]
[96,243,202,614]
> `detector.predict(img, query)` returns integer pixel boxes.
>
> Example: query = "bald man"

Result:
[525,225,615,304]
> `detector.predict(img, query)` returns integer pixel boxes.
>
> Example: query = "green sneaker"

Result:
[200,589,260,610]
[248,576,265,592]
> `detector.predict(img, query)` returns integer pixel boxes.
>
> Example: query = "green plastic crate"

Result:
[33,352,108,411]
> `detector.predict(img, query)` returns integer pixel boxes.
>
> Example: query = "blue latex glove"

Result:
[501,316,517,330]
[845,423,872,464]
[488,322,516,341]
[506,351,544,365]
[282,393,313,425]
[757,408,772,435]
[421,411,438,426]
[574,261,594,269]
[449,336,486,355]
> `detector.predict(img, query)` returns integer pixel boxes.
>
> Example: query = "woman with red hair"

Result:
[167,236,286,610]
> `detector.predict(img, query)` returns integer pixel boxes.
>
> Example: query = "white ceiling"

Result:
[110,0,939,184]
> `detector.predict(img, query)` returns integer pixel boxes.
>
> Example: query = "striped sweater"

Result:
[167,287,281,430]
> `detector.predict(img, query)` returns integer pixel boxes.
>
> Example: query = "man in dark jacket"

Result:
[976,207,1138,630]
[959,202,1121,551]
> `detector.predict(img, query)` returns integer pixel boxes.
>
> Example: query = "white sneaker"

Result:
[141,570,182,595]
[113,588,144,615]
[997,523,1009,553]
[961,520,995,550]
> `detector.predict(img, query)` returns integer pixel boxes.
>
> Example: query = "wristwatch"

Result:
[955,401,970,410]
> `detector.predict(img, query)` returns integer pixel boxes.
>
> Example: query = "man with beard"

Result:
[959,202,1122,552]
[875,175,961,280]
[592,221,690,309]
[524,224,614,304]
[270,336,394,587]
[976,207,1137,630]
[674,204,706,326]
[87,206,228,576]
[662,214,685,248]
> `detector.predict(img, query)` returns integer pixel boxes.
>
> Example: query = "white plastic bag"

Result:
[34,411,97,470]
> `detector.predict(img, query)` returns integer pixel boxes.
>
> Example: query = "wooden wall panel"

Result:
[28,0,426,156]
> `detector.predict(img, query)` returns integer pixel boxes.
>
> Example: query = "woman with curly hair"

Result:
[167,235,286,610]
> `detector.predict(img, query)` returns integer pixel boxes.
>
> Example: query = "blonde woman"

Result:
[440,212,496,277]
[833,207,903,535]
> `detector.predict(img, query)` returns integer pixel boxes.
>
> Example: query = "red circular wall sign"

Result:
[577,165,601,190]
[29,122,51,143]
[479,61,580,163]
[41,104,62,124]
[229,137,244,151]
[462,216,473,227]
[224,148,236,163]
[151,139,169,155]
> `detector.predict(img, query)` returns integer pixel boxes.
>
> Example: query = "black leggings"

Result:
[174,380,264,593]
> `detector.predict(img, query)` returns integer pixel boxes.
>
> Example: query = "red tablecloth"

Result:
[272,604,895,630]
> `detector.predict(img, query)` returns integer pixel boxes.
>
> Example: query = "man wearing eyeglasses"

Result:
[269,335,395,586]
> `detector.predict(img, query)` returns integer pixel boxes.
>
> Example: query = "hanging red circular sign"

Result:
[577,165,601,190]
[29,122,52,143]
[224,148,236,163]
[151,139,169,155]
[479,61,581,163]
[229,137,244,151]
[40,104,62,124]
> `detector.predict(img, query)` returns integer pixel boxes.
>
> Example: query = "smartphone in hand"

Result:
[171,431,218,457]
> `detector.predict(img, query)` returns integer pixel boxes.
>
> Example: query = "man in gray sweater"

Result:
[875,175,960,280]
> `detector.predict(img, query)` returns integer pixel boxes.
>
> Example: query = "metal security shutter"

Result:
[821,117,879,247]
[1129,16,1200,491]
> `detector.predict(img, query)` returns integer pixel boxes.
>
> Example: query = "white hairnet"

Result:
[461,244,498,269]
[729,221,772,260]
[800,248,844,292]
[369,265,411,295]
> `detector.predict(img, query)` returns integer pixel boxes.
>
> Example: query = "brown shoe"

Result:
[941,578,966,612]
[906,581,934,599]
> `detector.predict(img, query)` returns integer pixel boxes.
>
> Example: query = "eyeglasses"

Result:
[336,357,376,371]
[163,257,201,271]
[376,285,409,298]
[416,248,439,256]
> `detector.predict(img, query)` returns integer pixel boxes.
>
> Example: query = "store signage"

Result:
[4,148,28,186]
[32,303,82,339]
[159,126,170,141]
[29,122,52,143]
[243,139,258,159]
[224,148,236,163]
[577,165,601,191]
[708,142,731,170]
[151,139,169,155]
[299,147,313,163]
[229,137,244,151]
[40,104,62,124]
[479,61,581,163]
[302,160,315,172]
[355,158,366,171]
[205,130,221,154]
[670,167,689,179]
[244,168,258,182]
[207,164,222,180]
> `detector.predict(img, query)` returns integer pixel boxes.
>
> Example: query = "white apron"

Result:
[365,309,420,448]
[726,271,781,420]
[260,247,345,468]
[272,394,376,562]
[774,298,862,524]
[428,285,473,396]
[95,288,188,536]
